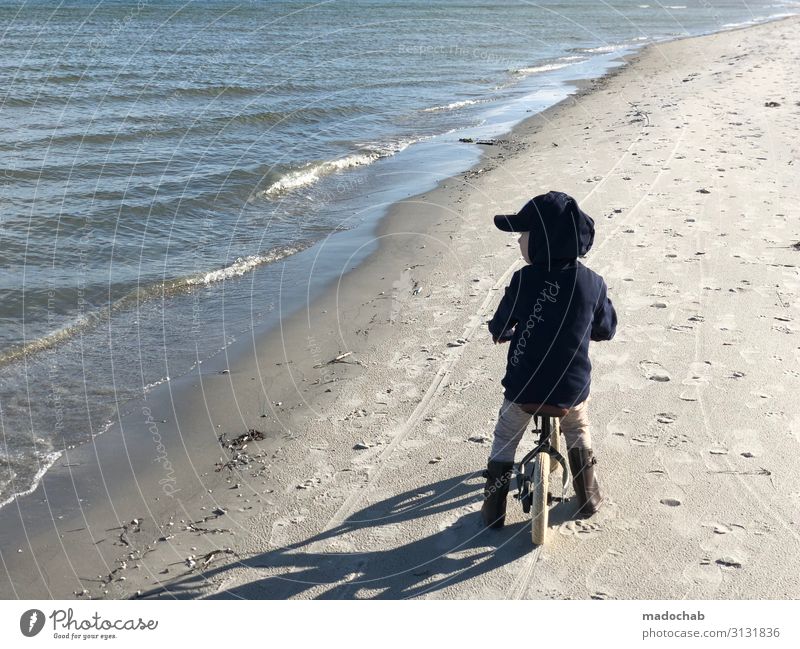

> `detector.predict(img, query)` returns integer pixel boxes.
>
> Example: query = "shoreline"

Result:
[2,14,800,599]
[0,8,792,518]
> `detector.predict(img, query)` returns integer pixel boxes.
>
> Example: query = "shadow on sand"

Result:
[139,472,578,599]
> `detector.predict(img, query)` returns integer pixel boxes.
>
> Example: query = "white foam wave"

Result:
[723,12,798,28]
[185,244,309,286]
[143,376,171,392]
[0,243,312,369]
[0,450,63,510]
[0,415,122,512]
[422,98,486,113]
[513,62,572,75]
[0,311,106,368]
[262,141,414,196]
[579,43,628,54]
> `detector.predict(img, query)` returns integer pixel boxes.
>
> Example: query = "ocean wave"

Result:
[260,141,415,197]
[511,54,588,77]
[170,84,268,99]
[13,105,368,151]
[0,450,63,510]
[723,12,798,28]
[575,43,628,54]
[0,311,108,368]
[513,62,572,75]
[0,242,311,369]
[422,98,488,113]
[185,243,309,285]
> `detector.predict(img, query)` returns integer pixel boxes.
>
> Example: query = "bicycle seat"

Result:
[518,402,569,417]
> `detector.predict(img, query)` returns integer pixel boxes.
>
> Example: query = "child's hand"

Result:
[494,327,514,344]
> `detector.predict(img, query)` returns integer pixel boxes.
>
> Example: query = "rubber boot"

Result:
[481,460,514,529]
[567,448,603,518]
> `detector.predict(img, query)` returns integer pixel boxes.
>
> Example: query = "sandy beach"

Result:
[2,15,799,600]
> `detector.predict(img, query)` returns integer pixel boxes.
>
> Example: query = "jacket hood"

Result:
[526,191,594,265]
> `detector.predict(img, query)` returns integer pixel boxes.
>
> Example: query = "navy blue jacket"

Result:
[488,198,617,408]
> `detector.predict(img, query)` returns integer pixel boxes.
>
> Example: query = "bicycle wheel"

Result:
[531,451,550,545]
[549,417,561,474]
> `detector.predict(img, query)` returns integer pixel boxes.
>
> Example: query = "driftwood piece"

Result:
[184,548,239,571]
[313,351,364,368]
[185,508,230,535]
[107,518,143,547]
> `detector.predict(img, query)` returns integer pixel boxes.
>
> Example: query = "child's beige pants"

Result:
[489,397,591,463]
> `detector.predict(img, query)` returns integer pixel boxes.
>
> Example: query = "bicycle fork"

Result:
[514,416,570,508]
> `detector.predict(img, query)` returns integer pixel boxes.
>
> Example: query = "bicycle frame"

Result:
[514,415,570,496]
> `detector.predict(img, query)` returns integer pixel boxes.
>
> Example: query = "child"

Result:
[483,190,617,529]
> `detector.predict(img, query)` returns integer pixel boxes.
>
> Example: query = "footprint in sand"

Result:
[558,519,603,539]
[631,433,660,446]
[605,417,629,438]
[659,449,697,485]
[604,412,637,452]
[436,400,463,421]
[682,361,712,386]
[447,379,475,394]
[269,515,307,547]
[682,561,723,596]
[540,589,566,600]
[665,432,691,448]
[639,360,671,382]
[425,419,446,435]
[596,365,648,392]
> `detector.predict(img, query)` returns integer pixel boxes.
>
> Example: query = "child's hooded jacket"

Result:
[488,191,617,408]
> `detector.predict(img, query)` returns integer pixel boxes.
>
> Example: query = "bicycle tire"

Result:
[531,451,550,545]
[549,417,561,474]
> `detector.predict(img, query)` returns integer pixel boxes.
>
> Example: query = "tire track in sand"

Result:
[321,260,522,533]
[321,121,686,598]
